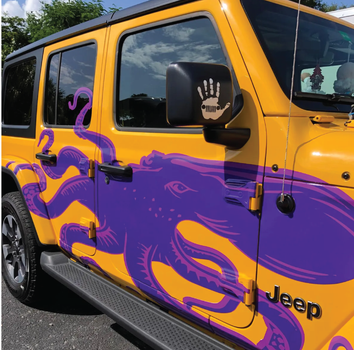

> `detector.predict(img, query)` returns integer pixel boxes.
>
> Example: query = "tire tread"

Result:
[2,191,47,305]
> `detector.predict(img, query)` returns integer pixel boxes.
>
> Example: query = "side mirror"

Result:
[166,62,250,149]
[167,62,233,126]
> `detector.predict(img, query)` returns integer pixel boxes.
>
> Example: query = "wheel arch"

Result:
[2,165,57,246]
[2,166,22,195]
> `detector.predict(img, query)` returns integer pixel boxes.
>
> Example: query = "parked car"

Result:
[329,7,354,24]
[2,0,354,349]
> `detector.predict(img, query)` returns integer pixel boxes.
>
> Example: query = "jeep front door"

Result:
[95,2,266,333]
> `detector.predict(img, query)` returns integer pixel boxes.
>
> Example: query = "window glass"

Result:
[118,18,227,128]
[45,54,59,125]
[3,59,36,126]
[45,44,96,126]
[242,0,354,113]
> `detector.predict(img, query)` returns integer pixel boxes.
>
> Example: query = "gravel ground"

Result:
[2,277,154,350]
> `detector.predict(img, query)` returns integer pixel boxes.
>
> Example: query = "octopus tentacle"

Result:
[22,182,49,219]
[69,87,93,125]
[79,256,112,279]
[134,244,210,328]
[195,213,241,240]
[37,130,59,178]
[183,295,240,313]
[135,244,172,303]
[175,229,239,281]
[68,88,117,163]
[45,176,94,218]
[32,163,47,192]
[69,87,94,142]
[169,228,246,300]
[21,174,93,219]
[256,290,304,350]
[13,164,33,174]
[44,147,89,179]
[60,220,125,255]
[23,176,94,219]
[37,129,54,151]
[95,221,123,254]
[60,223,94,253]
[12,163,49,218]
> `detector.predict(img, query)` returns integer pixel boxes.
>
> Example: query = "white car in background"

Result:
[329,7,354,24]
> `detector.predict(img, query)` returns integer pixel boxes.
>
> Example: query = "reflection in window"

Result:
[243,0,354,112]
[46,54,59,125]
[3,59,36,126]
[118,18,227,128]
[45,44,96,126]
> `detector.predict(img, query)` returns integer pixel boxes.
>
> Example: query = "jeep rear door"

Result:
[34,30,107,257]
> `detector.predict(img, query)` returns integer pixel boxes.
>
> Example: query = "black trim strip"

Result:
[109,0,200,25]
[55,52,62,125]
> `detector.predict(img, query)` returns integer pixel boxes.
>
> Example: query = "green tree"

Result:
[2,0,119,64]
[294,0,326,10]
[26,0,120,42]
[322,3,353,11]
[1,13,30,66]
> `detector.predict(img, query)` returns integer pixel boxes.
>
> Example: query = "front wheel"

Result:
[2,191,45,305]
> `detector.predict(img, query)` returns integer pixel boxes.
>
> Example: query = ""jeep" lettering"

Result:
[266,285,322,320]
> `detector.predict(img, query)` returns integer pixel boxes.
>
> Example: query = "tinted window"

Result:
[117,18,227,128]
[45,54,59,125]
[45,44,96,126]
[3,59,36,126]
[242,0,354,113]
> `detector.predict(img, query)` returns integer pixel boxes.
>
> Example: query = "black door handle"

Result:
[36,152,57,164]
[98,162,132,178]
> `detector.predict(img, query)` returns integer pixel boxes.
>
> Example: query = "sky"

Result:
[1,0,146,18]
[1,0,353,18]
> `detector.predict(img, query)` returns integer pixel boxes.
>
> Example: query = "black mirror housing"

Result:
[166,62,233,126]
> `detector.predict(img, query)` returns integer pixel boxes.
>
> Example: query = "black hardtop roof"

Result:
[6,0,197,61]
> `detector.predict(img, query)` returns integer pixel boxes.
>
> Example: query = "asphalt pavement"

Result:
[2,276,154,350]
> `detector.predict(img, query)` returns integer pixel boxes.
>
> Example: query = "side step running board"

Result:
[40,251,235,350]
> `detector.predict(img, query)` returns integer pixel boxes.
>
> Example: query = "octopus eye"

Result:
[164,181,197,198]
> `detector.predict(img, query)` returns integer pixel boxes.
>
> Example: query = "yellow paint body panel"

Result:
[265,117,354,188]
[2,0,354,349]
[320,316,354,350]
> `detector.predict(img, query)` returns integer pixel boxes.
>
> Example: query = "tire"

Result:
[2,191,45,305]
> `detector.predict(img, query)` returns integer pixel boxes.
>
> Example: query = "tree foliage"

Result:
[26,0,118,43]
[322,3,353,11]
[290,0,324,10]
[1,0,119,65]
[1,14,30,65]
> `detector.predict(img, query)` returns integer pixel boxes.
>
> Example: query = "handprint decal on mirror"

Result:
[197,78,231,120]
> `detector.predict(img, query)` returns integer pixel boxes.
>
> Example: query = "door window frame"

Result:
[2,48,43,139]
[114,12,241,134]
[42,40,98,129]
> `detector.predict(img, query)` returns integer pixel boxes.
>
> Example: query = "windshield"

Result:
[242,0,354,113]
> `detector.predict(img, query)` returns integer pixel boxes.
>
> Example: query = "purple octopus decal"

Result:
[9,87,354,349]
[260,177,354,284]
[328,336,353,350]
